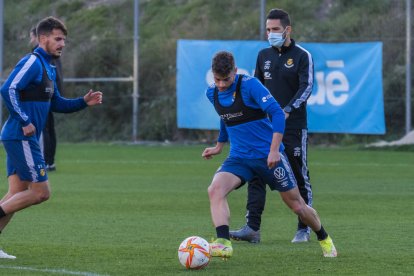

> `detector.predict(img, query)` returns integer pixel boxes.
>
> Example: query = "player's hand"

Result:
[284,111,290,119]
[84,89,103,106]
[267,151,281,169]
[22,123,36,136]
[202,147,221,160]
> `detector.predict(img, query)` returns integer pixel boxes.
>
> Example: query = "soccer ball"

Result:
[178,236,211,269]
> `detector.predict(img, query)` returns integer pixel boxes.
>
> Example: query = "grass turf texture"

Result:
[0,143,412,275]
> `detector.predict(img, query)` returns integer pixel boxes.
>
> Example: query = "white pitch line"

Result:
[0,265,109,276]
[60,159,412,168]
[312,162,412,167]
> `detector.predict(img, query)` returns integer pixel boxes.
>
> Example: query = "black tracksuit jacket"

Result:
[254,39,314,129]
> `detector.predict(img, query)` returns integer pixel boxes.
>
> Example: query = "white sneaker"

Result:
[0,249,16,259]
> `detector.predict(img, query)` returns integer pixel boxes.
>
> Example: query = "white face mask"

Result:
[268,28,287,47]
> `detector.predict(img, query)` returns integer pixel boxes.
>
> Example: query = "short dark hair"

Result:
[36,16,67,37]
[212,51,235,76]
[267,9,291,27]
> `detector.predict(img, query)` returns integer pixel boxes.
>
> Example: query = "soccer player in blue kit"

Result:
[0,16,102,259]
[231,7,315,245]
[202,51,337,259]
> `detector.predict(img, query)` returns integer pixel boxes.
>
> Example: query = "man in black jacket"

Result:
[230,8,314,243]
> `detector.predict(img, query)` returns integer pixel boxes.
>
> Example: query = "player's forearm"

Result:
[2,88,31,125]
[50,96,87,113]
[287,60,313,109]
[267,103,285,133]
[215,141,225,153]
[270,132,283,153]
[217,119,229,143]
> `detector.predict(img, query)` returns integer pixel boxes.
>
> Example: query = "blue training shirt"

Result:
[206,75,285,159]
[1,47,87,141]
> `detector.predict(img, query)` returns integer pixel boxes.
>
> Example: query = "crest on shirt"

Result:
[285,58,295,68]
[40,169,46,177]
[284,58,294,68]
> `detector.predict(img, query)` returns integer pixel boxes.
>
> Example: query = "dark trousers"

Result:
[43,112,57,166]
[246,128,313,231]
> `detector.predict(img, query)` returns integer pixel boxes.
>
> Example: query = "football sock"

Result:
[298,219,307,230]
[315,225,328,241]
[246,213,261,231]
[0,206,6,219]
[216,225,230,240]
[247,222,260,231]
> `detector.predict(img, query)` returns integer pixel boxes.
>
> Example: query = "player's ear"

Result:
[286,26,292,36]
[38,34,47,44]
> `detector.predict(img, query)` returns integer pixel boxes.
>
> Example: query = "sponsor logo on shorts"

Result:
[274,167,286,180]
[294,147,301,157]
[264,72,271,79]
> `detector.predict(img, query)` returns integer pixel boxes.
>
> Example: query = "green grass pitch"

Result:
[0,143,412,275]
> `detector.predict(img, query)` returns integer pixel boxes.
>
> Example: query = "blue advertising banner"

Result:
[176,40,385,134]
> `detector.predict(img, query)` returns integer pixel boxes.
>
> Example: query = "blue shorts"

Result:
[217,152,297,192]
[3,140,48,183]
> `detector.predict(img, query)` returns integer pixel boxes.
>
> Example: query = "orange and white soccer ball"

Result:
[178,236,211,269]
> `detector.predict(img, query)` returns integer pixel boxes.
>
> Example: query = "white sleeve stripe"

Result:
[8,55,37,121]
[292,45,313,109]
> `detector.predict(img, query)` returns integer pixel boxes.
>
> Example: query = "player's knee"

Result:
[33,189,50,204]
[39,190,50,202]
[207,182,221,200]
[207,185,215,199]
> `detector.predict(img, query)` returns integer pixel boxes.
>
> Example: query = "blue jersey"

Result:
[1,47,87,141]
[206,75,285,159]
